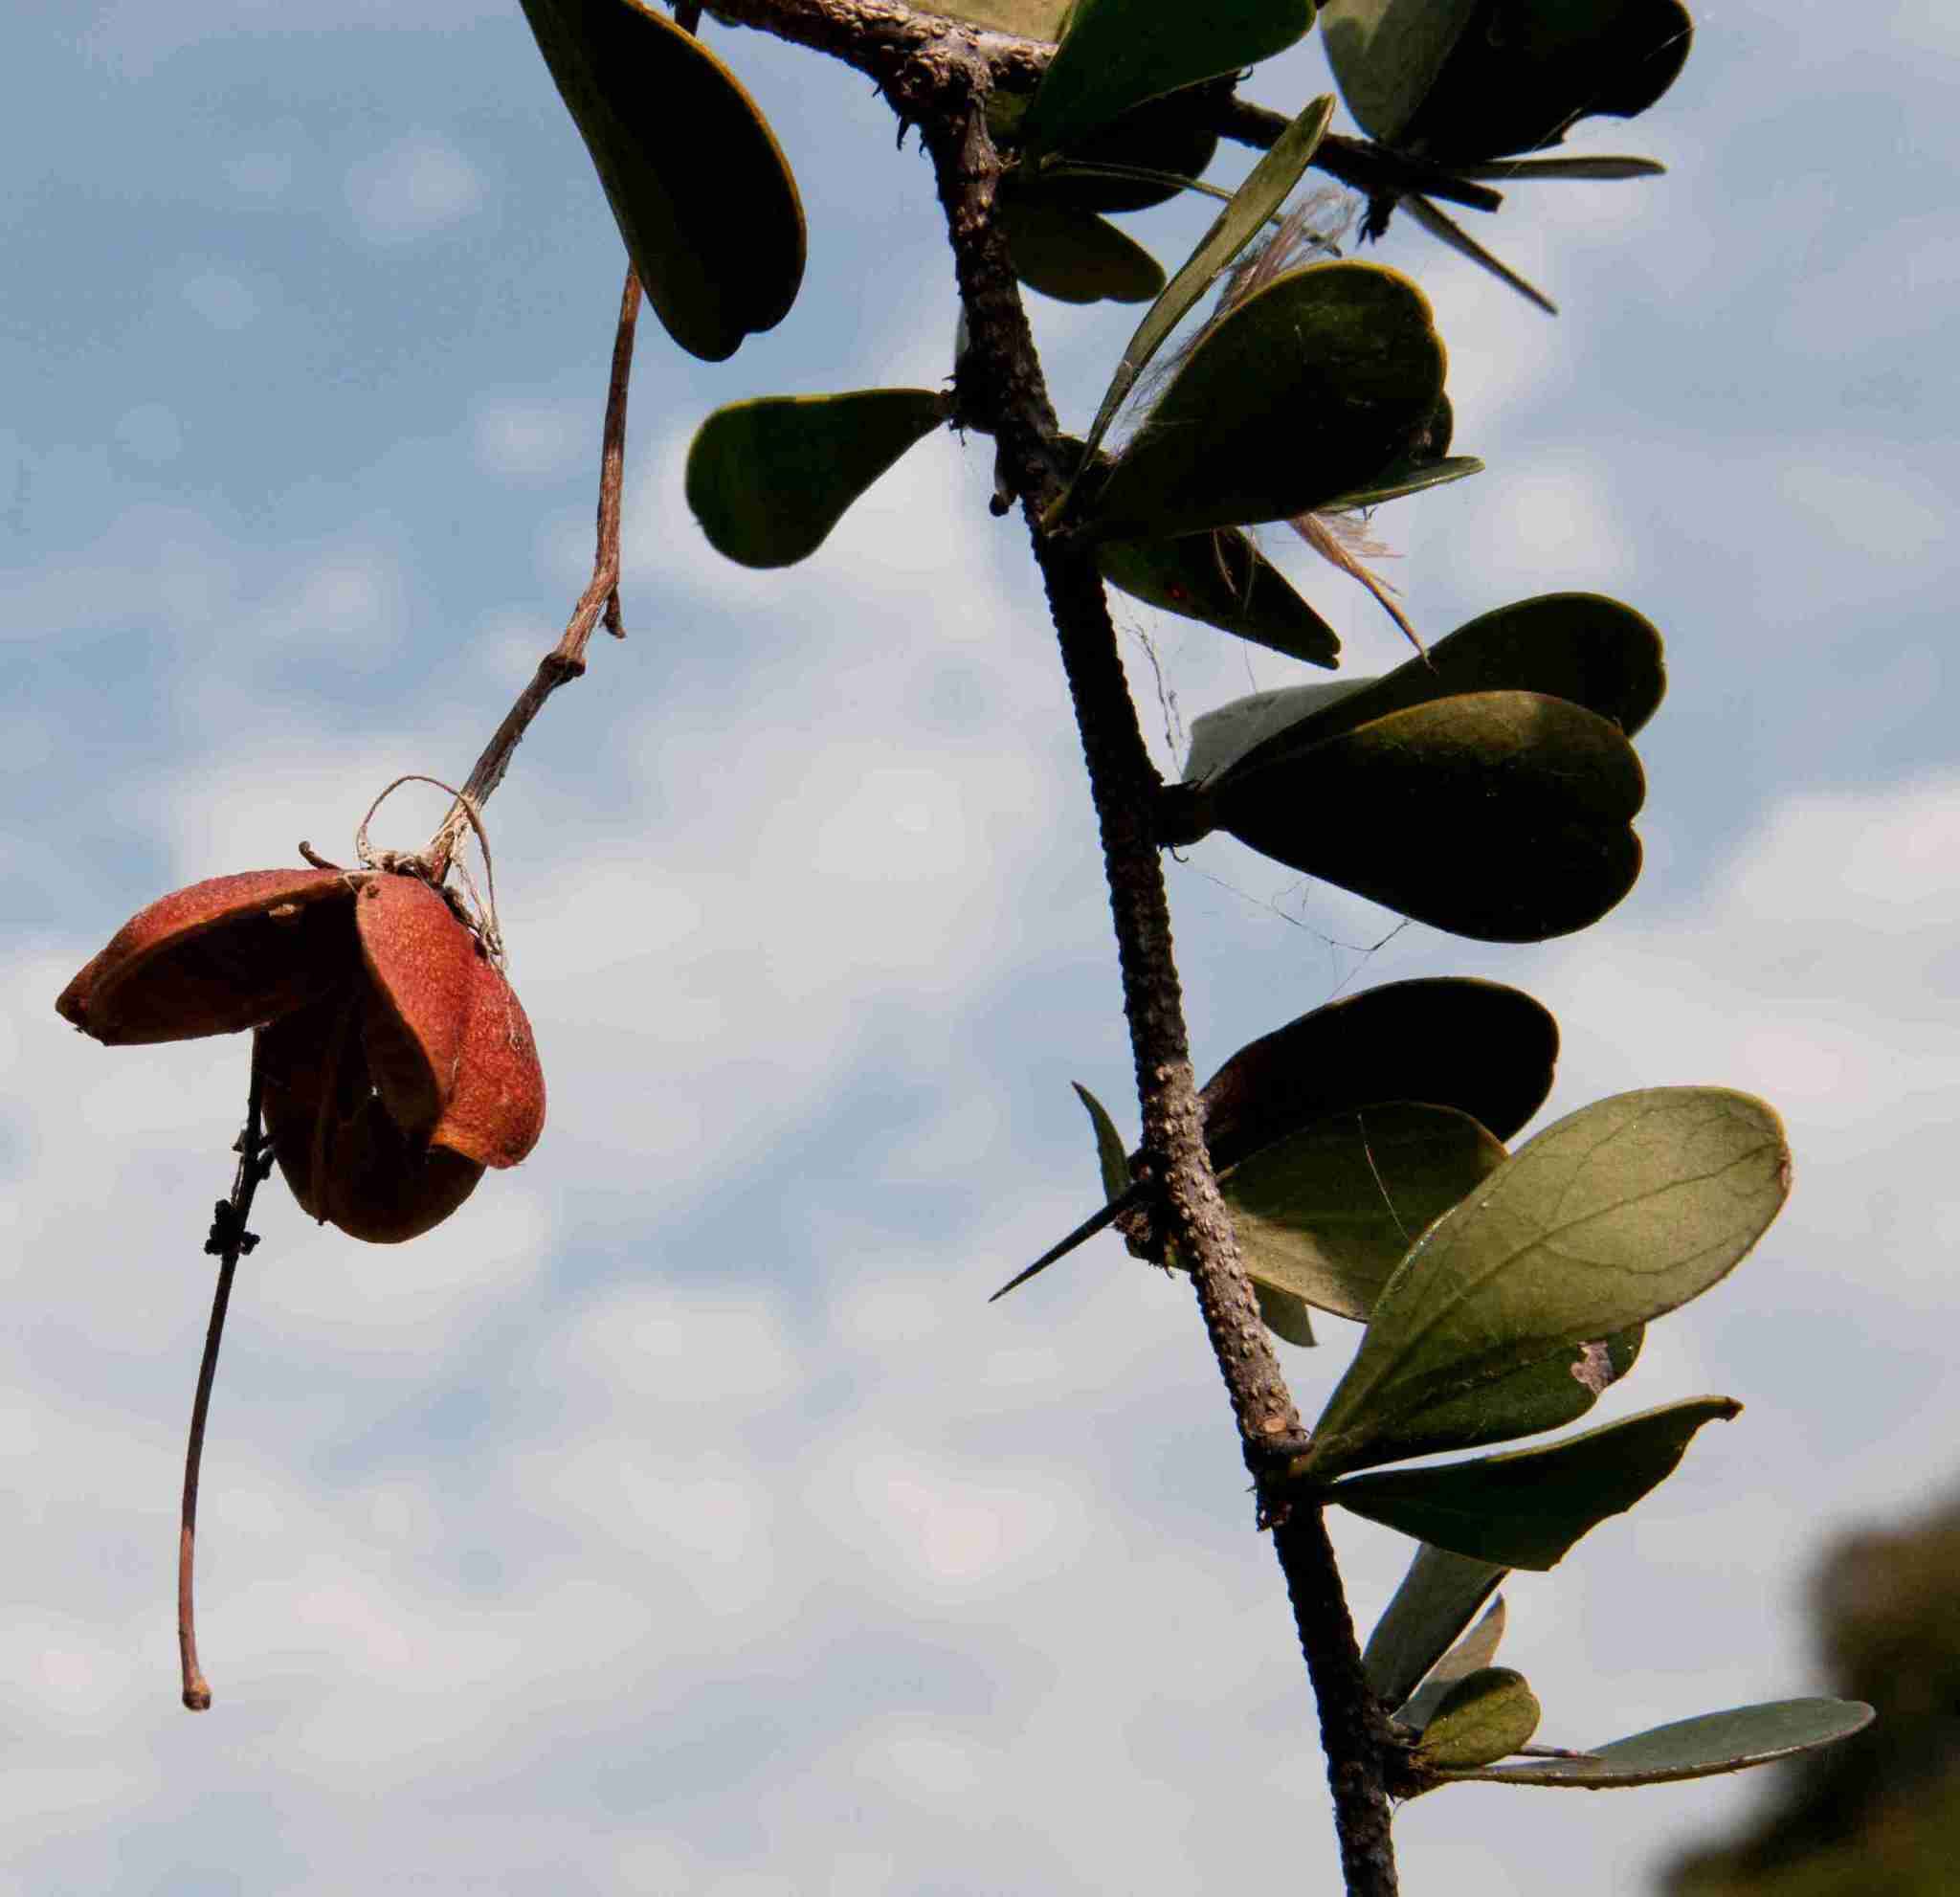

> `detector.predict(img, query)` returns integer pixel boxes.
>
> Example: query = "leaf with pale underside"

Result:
[518,0,805,362]
[1364,1542,1508,1713]
[1299,1089,1789,1481]
[1413,1667,1541,1769]
[1442,1699,1875,1790]
[1221,1104,1505,1323]
[686,391,950,569]
[1020,0,1315,159]
[1328,1396,1742,1569]
[1068,97,1335,481]
[1080,259,1445,544]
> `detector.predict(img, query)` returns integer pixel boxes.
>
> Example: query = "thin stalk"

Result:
[179,1030,274,1710]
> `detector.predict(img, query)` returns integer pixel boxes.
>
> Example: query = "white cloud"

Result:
[179,266,261,330]
[471,396,590,480]
[346,134,484,245]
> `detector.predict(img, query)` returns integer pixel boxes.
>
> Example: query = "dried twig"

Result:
[423,265,642,882]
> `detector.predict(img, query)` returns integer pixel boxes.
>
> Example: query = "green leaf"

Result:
[1195,976,1561,1163]
[1301,1088,1790,1481]
[1454,156,1668,183]
[1399,0,1694,166]
[1319,0,1690,162]
[999,196,1165,304]
[1096,532,1340,668]
[1339,1324,1643,1473]
[1323,455,1483,511]
[1021,0,1315,159]
[1003,91,1223,214]
[1196,592,1667,786]
[1081,261,1447,544]
[1221,1103,1505,1323]
[1254,1282,1318,1349]
[1413,1667,1541,1769]
[1074,1082,1133,1208]
[1068,97,1336,482]
[1330,1396,1742,1569]
[1212,690,1647,944]
[1403,193,1557,317]
[1447,1699,1876,1788]
[1364,1542,1507,1712]
[934,0,1070,34]
[685,391,950,569]
[1318,0,1482,145]
[517,0,805,363]
[1396,1596,1508,1731]
[1002,977,1555,1312]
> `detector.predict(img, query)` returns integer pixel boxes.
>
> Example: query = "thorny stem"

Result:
[423,264,641,882]
[703,0,1492,216]
[179,1031,275,1711]
[894,40,1398,1893]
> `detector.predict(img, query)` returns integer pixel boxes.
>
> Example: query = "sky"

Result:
[5,2,1957,1892]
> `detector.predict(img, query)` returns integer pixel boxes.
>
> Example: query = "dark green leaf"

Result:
[518,0,805,362]
[1000,196,1165,304]
[685,391,949,569]
[1396,1597,1508,1730]
[1198,593,1665,790]
[1021,0,1315,158]
[1455,156,1667,181]
[1068,98,1336,481]
[1329,1396,1742,1568]
[1009,91,1223,213]
[1221,1103,1505,1322]
[1413,1667,1541,1768]
[1214,690,1647,944]
[1318,0,1482,145]
[1448,1699,1875,1787]
[1195,976,1560,1162]
[1082,261,1446,543]
[1301,1088,1790,1481]
[1096,532,1340,668]
[1074,1082,1133,1208]
[1323,455,1483,511]
[1403,193,1556,316]
[1401,0,1694,165]
[1364,1542,1507,1712]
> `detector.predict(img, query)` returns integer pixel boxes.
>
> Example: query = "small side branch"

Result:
[424,265,643,881]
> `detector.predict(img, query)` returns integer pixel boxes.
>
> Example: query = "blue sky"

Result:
[6,3,1958,1892]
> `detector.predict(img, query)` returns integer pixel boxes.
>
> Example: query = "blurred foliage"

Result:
[1663,1491,1960,1896]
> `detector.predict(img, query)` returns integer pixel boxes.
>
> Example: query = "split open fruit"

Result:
[56,865,546,1242]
